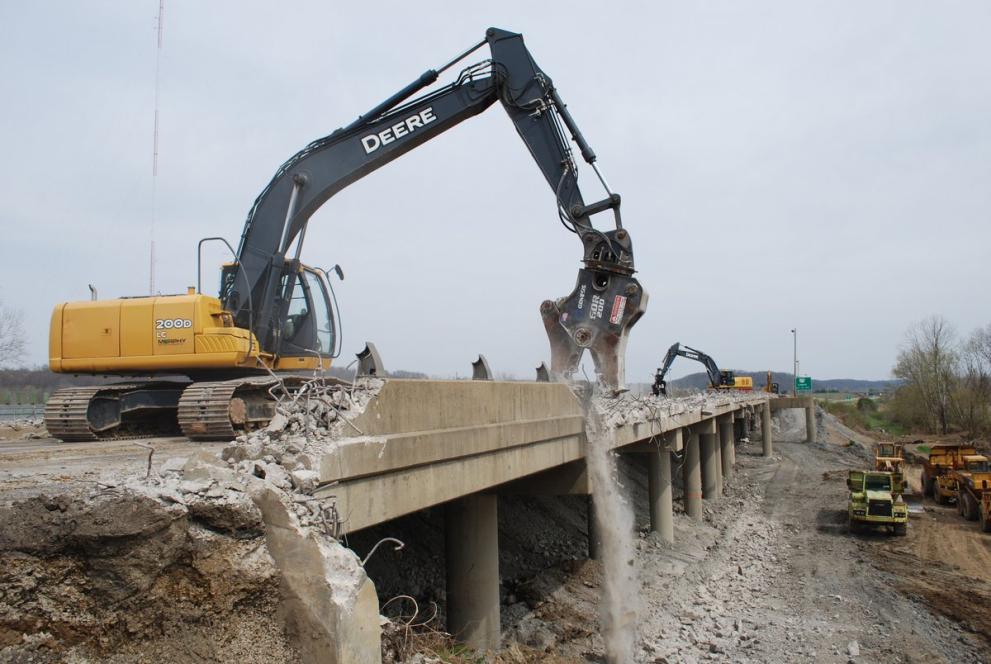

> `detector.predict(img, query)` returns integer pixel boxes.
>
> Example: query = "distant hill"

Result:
[666,371,900,394]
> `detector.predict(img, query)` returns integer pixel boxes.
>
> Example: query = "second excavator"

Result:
[45,27,647,441]
[651,343,752,396]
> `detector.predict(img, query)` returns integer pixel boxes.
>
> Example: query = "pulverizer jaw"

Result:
[540,266,648,390]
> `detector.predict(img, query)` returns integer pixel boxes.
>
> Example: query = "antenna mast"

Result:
[150,0,165,294]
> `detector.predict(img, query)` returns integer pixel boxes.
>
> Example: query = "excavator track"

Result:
[44,386,107,442]
[44,382,187,442]
[178,377,289,441]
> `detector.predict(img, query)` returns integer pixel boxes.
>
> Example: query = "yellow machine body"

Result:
[733,376,754,390]
[49,292,324,375]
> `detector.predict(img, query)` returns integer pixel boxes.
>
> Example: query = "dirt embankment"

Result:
[0,378,385,664]
[0,489,294,663]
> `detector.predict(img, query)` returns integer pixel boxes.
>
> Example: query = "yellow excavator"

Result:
[650,343,752,396]
[44,27,647,441]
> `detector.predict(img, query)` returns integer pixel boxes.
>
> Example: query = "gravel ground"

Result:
[473,410,991,663]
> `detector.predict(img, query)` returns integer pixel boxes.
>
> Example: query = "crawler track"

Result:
[44,383,185,442]
[44,375,325,444]
[43,386,107,442]
[178,377,286,441]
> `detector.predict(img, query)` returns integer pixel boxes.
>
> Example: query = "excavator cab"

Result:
[718,370,736,388]
[219,261,341,365]
[278,266,338,358]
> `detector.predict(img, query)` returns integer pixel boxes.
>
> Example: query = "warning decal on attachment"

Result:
[609,295,627,325]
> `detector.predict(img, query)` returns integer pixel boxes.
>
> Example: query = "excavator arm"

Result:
[223,27,646,388]
[652,343,728,396]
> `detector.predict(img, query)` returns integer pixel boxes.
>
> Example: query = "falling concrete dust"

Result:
[582,396,639,664]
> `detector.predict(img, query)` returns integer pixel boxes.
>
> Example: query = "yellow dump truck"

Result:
[921,444,977,505]
[874,443,905,474]
[950,455,991,532]
[848,470,908,535]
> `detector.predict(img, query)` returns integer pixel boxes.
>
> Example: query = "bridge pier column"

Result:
[805,398,816,444]
[445,494,500,652]
[683,428,702,519]
[762,402,773,457]
[733,415,745,442]
[719,414,735,482]
[647,443,674,544]
[699,420,721,499]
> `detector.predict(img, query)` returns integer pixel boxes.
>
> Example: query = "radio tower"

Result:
[150,0,165,295]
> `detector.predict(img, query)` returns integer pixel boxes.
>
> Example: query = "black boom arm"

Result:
[652,343,726,396]
[224,27,646,387]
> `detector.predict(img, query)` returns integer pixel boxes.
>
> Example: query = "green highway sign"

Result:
[795,376,813,392]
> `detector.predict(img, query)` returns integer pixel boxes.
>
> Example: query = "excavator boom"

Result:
[225,27,646,387]
[652,343,733,396]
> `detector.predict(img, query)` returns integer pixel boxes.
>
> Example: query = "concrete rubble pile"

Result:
[0,417,48,440]
[0,377,385,664]
[595,390,771,429]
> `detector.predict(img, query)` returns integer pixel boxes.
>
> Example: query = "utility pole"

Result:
[791,328,797,395]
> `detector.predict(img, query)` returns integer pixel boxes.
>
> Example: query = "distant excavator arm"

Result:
[224,27,646,387]
[652,343,729,396]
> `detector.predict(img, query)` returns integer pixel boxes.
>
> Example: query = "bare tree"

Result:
[0,300,26,368]
[893,316,958,434]
[954,324,991,434]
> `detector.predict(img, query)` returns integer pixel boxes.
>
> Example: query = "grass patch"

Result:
[820,399,907,436]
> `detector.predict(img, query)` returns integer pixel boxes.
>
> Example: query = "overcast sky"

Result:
[1,1,988,382]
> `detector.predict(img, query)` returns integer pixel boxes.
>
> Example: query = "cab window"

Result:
[303,269,334,353]
[865,475,891,491]
[283,280,310,343]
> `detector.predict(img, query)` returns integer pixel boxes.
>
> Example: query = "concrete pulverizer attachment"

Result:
[535,362,551,382]
[356,342,385,377]
[540,266,648,390]
[472,354,493,381]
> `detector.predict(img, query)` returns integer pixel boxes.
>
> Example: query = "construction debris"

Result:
[0,377,385,664]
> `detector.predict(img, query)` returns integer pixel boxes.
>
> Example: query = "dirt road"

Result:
[492,411,991,663]
[0,434,227,501]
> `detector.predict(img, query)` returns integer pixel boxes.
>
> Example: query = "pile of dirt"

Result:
[0,377,386,664]
[0,489,293,663]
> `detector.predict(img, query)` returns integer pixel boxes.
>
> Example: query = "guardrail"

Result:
[0,405,44,421]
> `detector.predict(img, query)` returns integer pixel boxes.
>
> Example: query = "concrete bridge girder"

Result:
[308,380,768,656]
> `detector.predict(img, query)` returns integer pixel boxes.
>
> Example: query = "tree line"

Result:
[890,315,991,435]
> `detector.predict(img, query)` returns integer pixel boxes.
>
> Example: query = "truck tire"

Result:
[893,522,907,536]
[957,492,965,515]
[922,472,933,498]
[965,494,979,522]
[980,508,991,533]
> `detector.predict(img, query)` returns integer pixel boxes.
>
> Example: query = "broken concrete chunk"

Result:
[179,479,214,495]
[158,456,187,476]
[291,469,320,494]
[250,485,380,663]
[266,412,289,433]
[254,462,293,491]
